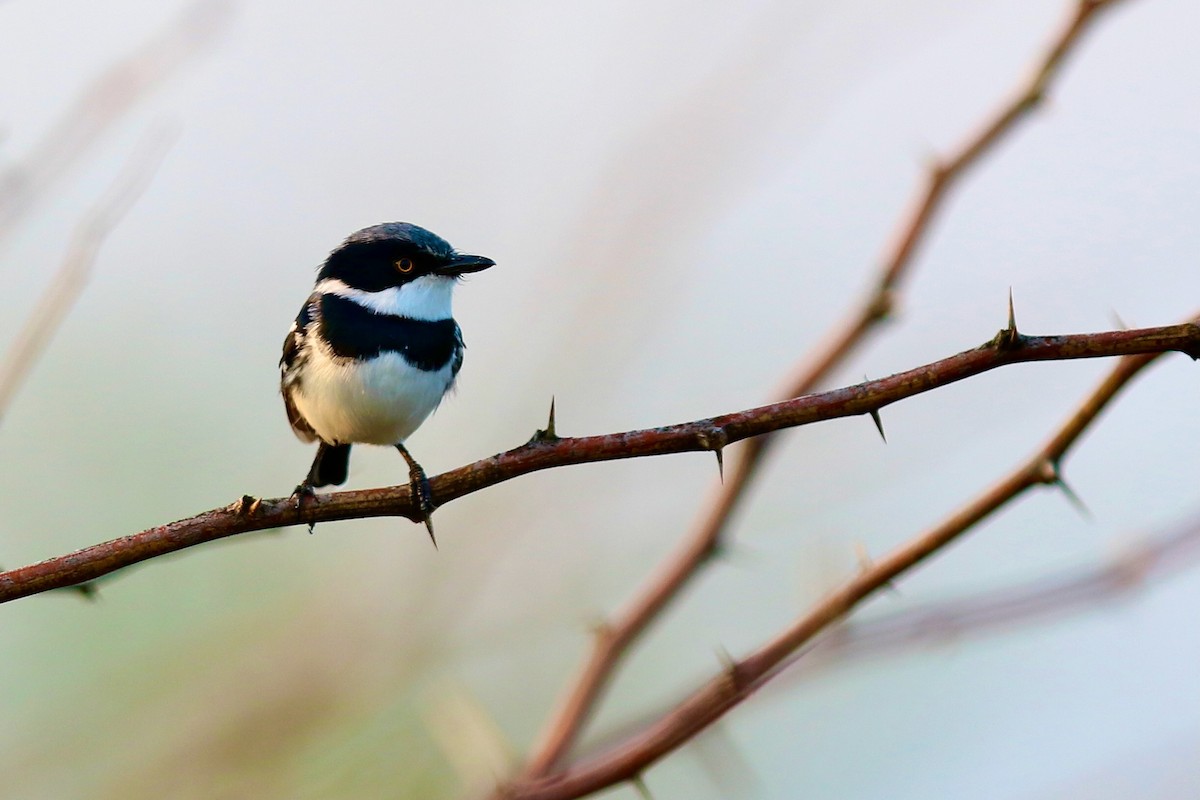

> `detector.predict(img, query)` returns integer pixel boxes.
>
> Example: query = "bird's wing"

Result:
[450,322,465,377]
[280,295,320,443]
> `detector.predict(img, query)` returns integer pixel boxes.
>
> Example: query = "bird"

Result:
[280,222,495,542]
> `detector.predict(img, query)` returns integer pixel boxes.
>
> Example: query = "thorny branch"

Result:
[495,316,1198,800]
[519,0,1135,777]
[0,320,1196,606]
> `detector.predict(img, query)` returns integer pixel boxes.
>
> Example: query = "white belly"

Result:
[292,349,454,446]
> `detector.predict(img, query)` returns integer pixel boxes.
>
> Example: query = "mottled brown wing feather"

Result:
[282,383,317,442]
[280,296,319,443]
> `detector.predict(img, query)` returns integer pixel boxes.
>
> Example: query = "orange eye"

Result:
[396,258,415,273]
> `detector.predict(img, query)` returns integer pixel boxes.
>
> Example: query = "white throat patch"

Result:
[315,275,456,321]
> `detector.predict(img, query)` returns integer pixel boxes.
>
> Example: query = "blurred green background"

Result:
[0,1,1197,798]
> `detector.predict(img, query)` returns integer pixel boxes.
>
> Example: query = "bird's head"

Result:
[315,222,494,320]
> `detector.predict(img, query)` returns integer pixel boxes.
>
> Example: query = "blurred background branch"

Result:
[582,505,1200,764]
[789,506,1200,678]
[0,125,176,421]
[0,0,226,246]
[519,0,1135,782]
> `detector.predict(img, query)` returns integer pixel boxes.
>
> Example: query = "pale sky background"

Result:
[0,1,1197,798]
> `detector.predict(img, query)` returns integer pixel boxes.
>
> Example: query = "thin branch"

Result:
[0,125,177,421]
[497,313,1193,800]
[791,510,1200,677]
[0,320,1195,606]
[521,0,1134,774]
[557,508,1200,764]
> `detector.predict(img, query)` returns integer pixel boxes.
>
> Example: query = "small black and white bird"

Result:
[280,222,495,541]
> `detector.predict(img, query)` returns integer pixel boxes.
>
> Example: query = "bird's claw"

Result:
[291,482,317,533]
[395,443,438,547]
[409,470,437,547]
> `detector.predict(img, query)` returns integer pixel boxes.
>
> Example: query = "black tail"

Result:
[306,443,351,488]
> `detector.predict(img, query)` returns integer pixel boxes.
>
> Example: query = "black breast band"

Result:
[318,294,462,373]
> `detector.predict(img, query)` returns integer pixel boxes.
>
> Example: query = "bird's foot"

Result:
[290,482,318,534]
[409,468,437,547]
[395,443,437,547]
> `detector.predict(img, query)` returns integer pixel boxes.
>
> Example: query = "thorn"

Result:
[528,396,560,444]
[587,618,614,641]
[1003,287,1022,348]
[631,775,654,800]
[424,519,438,549]
[1055,476,1093,521]
[1035,459,1092,520]
[715,645,747,688]
[705,537,727,562]
[1109,308,1128,330]
[44,579,100,600]
[708,539,762,567]
[232,494,261,516]
[853,542,873,572]
[869,409,886,442]
[868,287,896,322]
[990,289,1023,350]
[862,381,886,442]
[696,426,728,481]
[922,150,947,180]
[715,644,737,674]
[854,542,899,595]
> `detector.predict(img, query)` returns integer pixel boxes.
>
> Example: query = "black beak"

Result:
[436,253,495,276]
